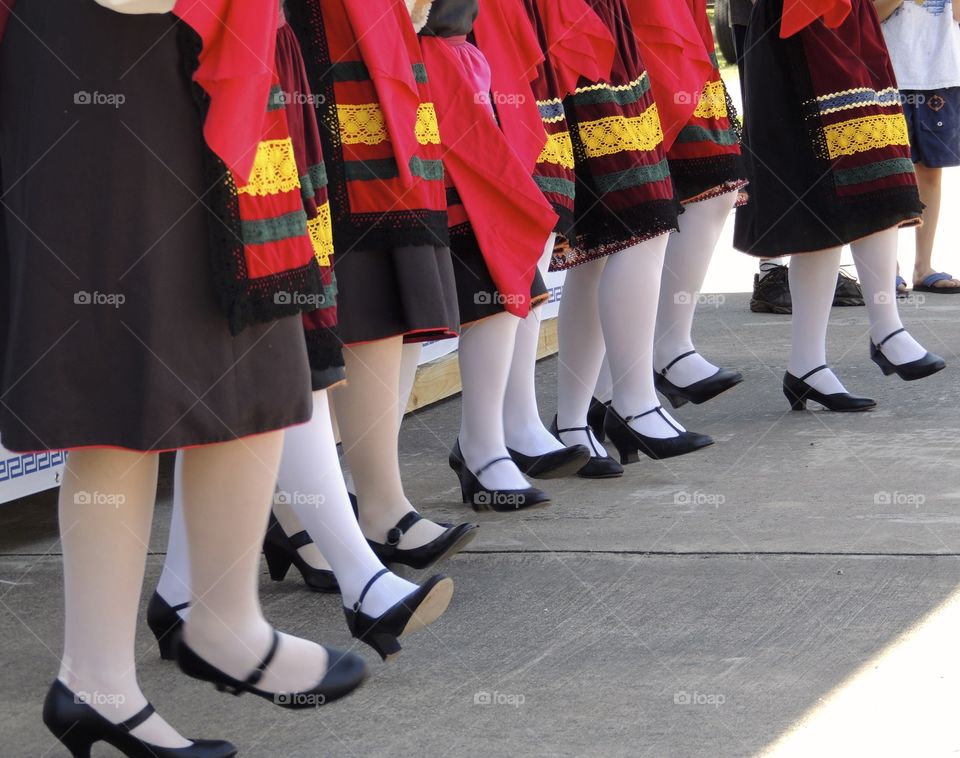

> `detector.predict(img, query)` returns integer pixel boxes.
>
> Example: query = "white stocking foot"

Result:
[656,351,720,388]
[349,570,419,618]
[871,328,927,366]
[787,363,847,395]
[618,405,686,439]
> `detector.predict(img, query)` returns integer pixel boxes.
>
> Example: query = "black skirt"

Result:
[0,0,312,453]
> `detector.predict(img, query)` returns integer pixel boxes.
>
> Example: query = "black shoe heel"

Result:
[366,511,478,570]
[550,417,623,479]
[43,680,236,758]
[870,328,945,381]
[449,439,550,511]
[654,351,743,408]
[603,406,714,463]
[175,629,366,707]
[343,569,454,661]
[586,397,610,442]
[146,592,189,662]
[782,367,876,412]
[263,514,340,593]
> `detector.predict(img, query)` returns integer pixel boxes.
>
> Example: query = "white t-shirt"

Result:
[881,0,960,91]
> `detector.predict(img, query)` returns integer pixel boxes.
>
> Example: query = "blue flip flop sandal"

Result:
[895,275,909,297]
[913,272,960,294]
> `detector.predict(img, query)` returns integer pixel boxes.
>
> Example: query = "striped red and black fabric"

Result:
[665,0,746,204]
[287,0,449,254]
[550,0,679,271]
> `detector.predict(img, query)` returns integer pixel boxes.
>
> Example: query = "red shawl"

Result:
[420,36,558,319]
[781,0,852,37]
[173,0,279,183]
[342,0,425,187]
[472,0,546,174]
[627,0,713,151]
[535,0,614,97]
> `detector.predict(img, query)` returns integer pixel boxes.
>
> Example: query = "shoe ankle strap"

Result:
[287,530,313,550]
[241,629,281,692]
[659,350,697,377]
[386,511,423,546]
[475,456,514,478]
[620,405,683,435]
[556,424,601,457]
[876,327,906,351]
[798,364,829,382]
[118,702,156,733]
[354,567,390,613]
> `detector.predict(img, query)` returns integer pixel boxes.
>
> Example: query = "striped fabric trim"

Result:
[534,175,576,199]
[813,87,900,115]
[412,63,428,84]
[538,98,566,124]
[833,157,916,187]
[823,113,910,159]
[674,124,740,146]
[343,156,444,182]
[573,73,650,107]
[578,104,664,158]
[593,159,671,194]
[537,131,575,169]
[237,139,301,197]
[242,210,309,245]
[300,163,329,203]
[268,84,286,112]
[709,52,719,68]
[692,80,728,120]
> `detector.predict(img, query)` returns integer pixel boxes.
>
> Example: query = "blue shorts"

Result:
[902,88,960,168]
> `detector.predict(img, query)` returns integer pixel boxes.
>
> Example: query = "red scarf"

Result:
[420,36,557,319]
[535,0,615,97]
[781,0,852,37]
[172,0,279,183]
[626,0,714,151]
[472,0,546,174]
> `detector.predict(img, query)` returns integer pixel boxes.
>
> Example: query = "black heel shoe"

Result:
[782,366,876,412]
[146,592,189,661]
[506,443,591,479]
[343,569,454,661]
[587,397,610,442]
[366,511,478,570]
[603,406,713,463]
[550,416,623,479]
[654,351,744,408]
[175,629,366,708]
[263,513,340,593]
[870,328,946,381]
[43,680,236,758]
[449,439,550,511]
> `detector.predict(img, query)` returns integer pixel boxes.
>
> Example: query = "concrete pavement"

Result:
[2,292,959,757]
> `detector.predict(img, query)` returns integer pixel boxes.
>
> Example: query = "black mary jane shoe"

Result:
[507,443,591,479]
[146,592,190,661]
[367,511,478,570]
[603,406,714,464]
[782,366,876,412]
[175,629,366,708]
[344,568,454,661]
[449,439,551,512]
[654,351,743,409]
[549,416,623,479]
[263,513,340,594]
[43,679,236,758]
[587,397,610,442]
[870,328,946,381]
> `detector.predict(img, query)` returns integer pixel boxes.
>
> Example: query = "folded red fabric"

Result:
[780,0,852,38]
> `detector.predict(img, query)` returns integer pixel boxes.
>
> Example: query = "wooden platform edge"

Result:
[405,317,559,413]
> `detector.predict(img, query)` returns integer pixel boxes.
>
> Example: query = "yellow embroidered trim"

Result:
[813,87,900,115]
[577,104,664,158]
[236,139,300,197]
[307,203,334,267]
[692,80,728,120]
[337,104,388,146]
[823,113,910,159]
[574,72,647,95]
[537,130,575,169]
[416,103,441,145]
